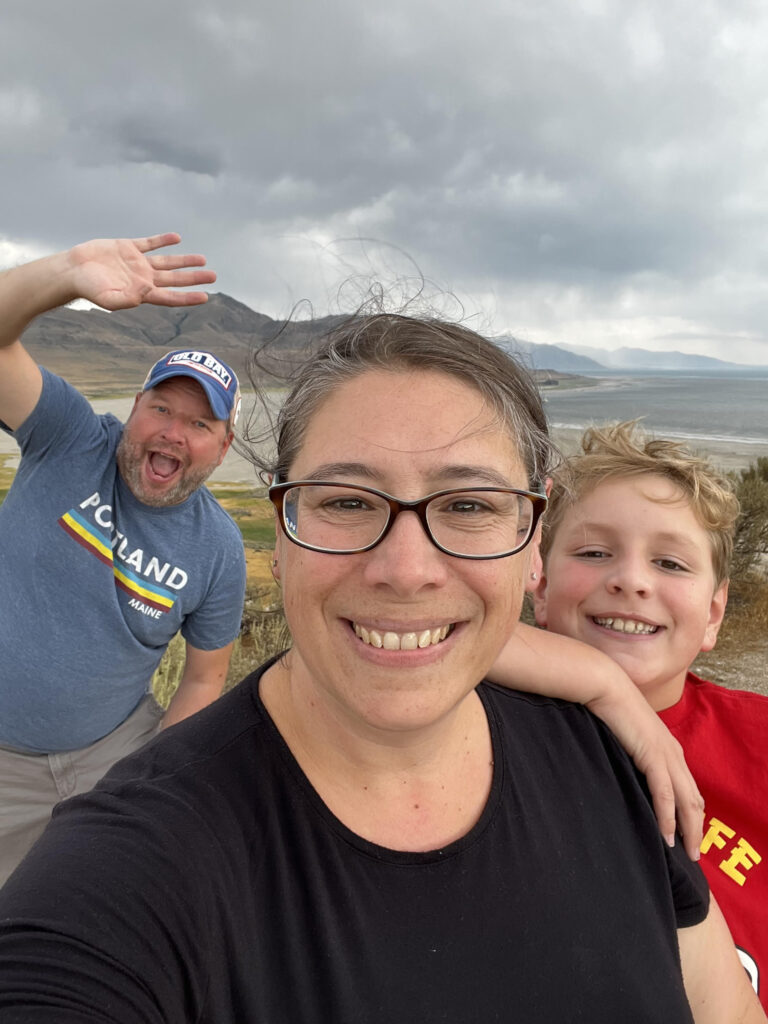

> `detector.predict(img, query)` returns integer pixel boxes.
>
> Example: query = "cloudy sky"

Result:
[4,0,768,363]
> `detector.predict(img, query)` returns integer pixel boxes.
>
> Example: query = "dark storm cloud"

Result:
[87,116,224,177]
[3,0,768,361]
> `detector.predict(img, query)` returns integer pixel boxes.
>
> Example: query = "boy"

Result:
[529,421,768,1004]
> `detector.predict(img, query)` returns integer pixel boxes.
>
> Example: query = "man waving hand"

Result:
[0,234,246,884]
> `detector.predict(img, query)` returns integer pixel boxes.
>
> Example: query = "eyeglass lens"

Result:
[281,484,536,556]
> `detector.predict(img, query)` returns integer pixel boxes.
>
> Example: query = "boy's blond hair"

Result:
[541,421,740,586]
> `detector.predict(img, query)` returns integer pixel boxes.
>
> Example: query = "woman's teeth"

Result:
[353,623,453,650]
[593,616,658,635]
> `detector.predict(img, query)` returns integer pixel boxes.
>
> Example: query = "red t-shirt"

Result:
[659,672,768,1004]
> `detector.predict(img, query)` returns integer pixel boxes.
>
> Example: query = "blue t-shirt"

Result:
[0,370,246,753]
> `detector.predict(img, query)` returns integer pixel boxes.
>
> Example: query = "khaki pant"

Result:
[0,694,164,887]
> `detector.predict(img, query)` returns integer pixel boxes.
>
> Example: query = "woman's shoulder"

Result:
[479,680,632,770]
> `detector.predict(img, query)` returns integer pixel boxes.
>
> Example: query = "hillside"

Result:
[21,295,757,388]
[20,295,344,391]
[497,335,605,373]
[559,342,749,371]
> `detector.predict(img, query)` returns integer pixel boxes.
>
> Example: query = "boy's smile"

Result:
[534,474,728,711]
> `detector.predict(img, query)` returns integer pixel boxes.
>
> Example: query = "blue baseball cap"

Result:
[142,349,241,428]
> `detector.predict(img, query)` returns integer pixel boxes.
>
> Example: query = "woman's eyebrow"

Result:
[426,465,517,488]
[299,463,518,489]
[301,462,379,482]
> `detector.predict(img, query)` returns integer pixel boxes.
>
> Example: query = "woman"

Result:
[0,308,762,1022]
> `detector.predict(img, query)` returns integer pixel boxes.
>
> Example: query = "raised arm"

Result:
[488,622,704,859]
[0,233,215,430]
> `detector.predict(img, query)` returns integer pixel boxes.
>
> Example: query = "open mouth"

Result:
[352,622,455,650]
[592,616,659,636]
[148,452,182,480]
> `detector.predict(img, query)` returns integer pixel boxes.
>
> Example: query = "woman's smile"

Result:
[274,367,534,734]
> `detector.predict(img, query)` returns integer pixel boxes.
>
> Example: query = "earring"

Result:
[530,571,538,581]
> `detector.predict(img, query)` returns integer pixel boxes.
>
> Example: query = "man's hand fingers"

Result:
[152,291,213,307]
[147,253,209,272]
[67,235,215,310]
[151,268,217,288]
[132,232,182,254]
[139,289,213,308]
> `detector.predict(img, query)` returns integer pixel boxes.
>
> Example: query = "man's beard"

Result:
[116,434,222,507]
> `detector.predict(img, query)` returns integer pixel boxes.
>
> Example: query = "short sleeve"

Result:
[665,838,710,928]
[13,368,104,459]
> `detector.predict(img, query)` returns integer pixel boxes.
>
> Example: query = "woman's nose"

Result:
[362,510,449,594]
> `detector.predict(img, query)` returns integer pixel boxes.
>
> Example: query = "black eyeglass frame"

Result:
[268,479,548,560]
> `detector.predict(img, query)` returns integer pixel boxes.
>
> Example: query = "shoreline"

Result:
[551,425,766,474]
[3,429,761,484]
[2,373,765,482]
[2,424,764,484]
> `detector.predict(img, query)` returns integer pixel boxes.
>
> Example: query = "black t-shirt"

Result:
[0,664,707,1023]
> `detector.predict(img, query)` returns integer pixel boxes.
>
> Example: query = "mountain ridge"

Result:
[557,341,742,371]
[20,293,760,386]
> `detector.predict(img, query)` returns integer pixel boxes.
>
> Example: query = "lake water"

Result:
[542,370,768,455]
[0,395,265,486]
[2,372,766,483]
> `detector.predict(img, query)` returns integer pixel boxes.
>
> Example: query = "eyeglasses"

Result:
[268,480,547,560]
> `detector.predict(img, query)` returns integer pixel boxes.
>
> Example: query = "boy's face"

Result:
[533,474,728,711]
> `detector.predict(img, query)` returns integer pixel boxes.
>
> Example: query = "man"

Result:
[0,233,247,885]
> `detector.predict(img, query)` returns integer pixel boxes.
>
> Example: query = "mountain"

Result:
[21,294,753,388]
[20,294,343,389]
[558,342,746,371]
[495,336,605,372]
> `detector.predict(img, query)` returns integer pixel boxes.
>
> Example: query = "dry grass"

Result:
[152,604,288,708]
[693,573,768,695]
[213,491,277,547]
[0,456,16,505]
[151,541,286,707]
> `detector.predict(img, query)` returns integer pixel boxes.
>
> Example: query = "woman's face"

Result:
[276,368,536,734]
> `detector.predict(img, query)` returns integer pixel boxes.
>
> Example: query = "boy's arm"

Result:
[679,897,766,1022]
[0,233,215,430]
[488,622,704,860]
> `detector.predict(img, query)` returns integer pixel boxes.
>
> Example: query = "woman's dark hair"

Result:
[245,312,554,491]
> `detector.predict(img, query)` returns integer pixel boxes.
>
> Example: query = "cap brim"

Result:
[146,367,232,422]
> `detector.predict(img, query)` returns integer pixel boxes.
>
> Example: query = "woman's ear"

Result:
[526,475,553,612]
[271,506,284,583]
[525,539,543,594]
